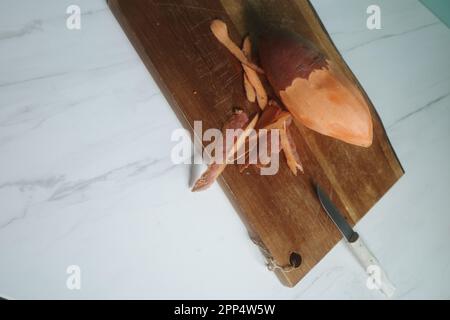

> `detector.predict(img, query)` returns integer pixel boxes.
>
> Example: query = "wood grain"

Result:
[108,0,404,287]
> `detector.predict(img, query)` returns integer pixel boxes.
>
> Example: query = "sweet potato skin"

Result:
[192,110,249,192]
[258,30,373,147]
[258,30,328,91]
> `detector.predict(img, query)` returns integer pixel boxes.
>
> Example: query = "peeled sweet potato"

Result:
[258,29,373,147]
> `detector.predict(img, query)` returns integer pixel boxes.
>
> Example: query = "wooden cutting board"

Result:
[109,0,404,287]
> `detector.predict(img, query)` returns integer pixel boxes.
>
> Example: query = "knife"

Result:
[315,184,396,298]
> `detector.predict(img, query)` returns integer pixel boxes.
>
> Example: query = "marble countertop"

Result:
[0,0,449,299]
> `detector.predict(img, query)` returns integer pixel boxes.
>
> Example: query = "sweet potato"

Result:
[258,29,373,147]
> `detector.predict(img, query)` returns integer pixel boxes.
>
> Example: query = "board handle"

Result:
[348,236,396,298]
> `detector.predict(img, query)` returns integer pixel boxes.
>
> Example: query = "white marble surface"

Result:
[0,0,449,299]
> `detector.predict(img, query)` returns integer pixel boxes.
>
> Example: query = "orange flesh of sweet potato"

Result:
[280,62,373,147]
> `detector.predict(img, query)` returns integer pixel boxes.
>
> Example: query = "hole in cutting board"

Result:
[289,252,302,268]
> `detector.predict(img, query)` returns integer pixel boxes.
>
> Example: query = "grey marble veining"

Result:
[0,0,449,299]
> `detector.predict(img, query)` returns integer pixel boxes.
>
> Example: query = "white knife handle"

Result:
[348,236,396,298]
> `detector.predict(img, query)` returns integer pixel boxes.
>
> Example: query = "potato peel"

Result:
[210,20,264,74]
[242,36,268,109]
[192,112,259,192]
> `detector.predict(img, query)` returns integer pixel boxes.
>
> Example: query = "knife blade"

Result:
[315,183,396,298]
[315,184,359,243]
